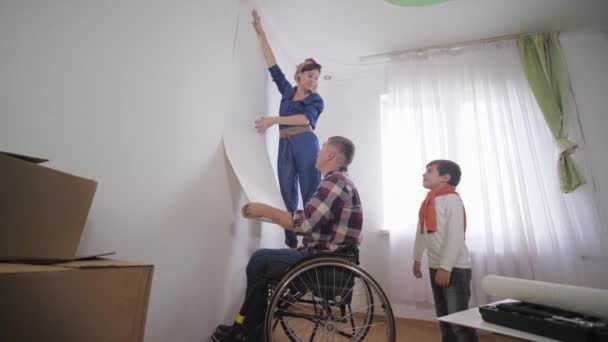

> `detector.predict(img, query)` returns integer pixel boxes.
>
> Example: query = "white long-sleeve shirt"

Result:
[413,194,472,271]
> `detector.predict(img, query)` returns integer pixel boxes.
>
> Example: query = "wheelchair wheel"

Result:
[264,257,396,341]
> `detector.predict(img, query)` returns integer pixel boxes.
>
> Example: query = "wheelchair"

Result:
[263,246,396,341]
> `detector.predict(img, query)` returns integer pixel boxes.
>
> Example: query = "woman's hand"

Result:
[251,9,264,35]
[251,9,276,67]
[255,116,275,133]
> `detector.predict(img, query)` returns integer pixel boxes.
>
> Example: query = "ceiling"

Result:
[255,0,608,78]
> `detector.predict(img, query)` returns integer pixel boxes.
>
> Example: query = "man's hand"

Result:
[242,203,265,219]
[412,261,423,279]
[242,202,294,231]
[435,268,451,287]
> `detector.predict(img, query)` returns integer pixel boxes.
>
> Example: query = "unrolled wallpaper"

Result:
[223,1,286,212]
[482,275,608,319]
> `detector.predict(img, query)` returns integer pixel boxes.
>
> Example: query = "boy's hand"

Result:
[412,261,422,279]
[435,268,451,287]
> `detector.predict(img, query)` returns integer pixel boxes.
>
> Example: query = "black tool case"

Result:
[479,301,608,342]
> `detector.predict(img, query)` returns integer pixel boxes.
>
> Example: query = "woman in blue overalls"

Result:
[252,10,323,248]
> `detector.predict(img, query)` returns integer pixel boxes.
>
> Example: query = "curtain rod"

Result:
[359,31,542,62]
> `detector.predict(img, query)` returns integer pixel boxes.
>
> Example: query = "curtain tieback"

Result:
[557,138,577,155]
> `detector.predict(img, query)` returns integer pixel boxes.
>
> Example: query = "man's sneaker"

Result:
[214,324,232,335]
[210,324,245,342]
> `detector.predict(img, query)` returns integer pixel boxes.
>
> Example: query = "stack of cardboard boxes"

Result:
[0,152,154,342]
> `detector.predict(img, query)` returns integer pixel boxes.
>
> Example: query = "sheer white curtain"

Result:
[381,39,607,307]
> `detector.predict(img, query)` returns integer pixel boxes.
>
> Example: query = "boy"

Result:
[412,160,478,342]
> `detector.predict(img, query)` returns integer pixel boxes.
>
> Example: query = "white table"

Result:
[437,300,560,342]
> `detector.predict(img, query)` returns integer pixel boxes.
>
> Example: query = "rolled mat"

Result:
[481,275,608,319]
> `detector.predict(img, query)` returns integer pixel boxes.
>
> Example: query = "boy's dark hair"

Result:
[427,159,461,186]
[328,136,355,166]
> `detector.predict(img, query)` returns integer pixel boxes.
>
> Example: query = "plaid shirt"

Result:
[292,167,363,252]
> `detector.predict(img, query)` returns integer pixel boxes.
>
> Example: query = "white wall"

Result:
[0,1,266,341]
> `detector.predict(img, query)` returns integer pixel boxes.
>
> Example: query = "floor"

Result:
[268,314,495,341]
[392,317,495,341]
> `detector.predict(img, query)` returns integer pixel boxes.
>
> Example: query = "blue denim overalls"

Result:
[268,64,323,248]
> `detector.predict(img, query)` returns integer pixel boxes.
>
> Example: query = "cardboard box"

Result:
[0,152,97,260]
[0,258,154,342]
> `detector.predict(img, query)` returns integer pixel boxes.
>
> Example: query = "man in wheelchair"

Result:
[212,136,363,342]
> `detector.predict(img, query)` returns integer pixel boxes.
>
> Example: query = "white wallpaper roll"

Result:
[222,2,286,213]
[481,275,608,319]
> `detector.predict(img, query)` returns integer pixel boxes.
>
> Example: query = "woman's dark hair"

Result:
[294,58,322,92]
[298,58,321,73]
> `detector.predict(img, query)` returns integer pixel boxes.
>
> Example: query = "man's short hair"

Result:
[427,159,461,186]
[328,136,355,166]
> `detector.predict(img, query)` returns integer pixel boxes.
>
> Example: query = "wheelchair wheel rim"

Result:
[265,258,396,341]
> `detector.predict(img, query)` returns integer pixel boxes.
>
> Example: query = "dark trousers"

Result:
[430,267,479,342]
[241,248,311,339]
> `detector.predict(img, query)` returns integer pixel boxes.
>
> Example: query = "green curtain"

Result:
[518,32,584,193]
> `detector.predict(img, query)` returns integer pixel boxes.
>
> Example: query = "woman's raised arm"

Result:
[252,9,277,68]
